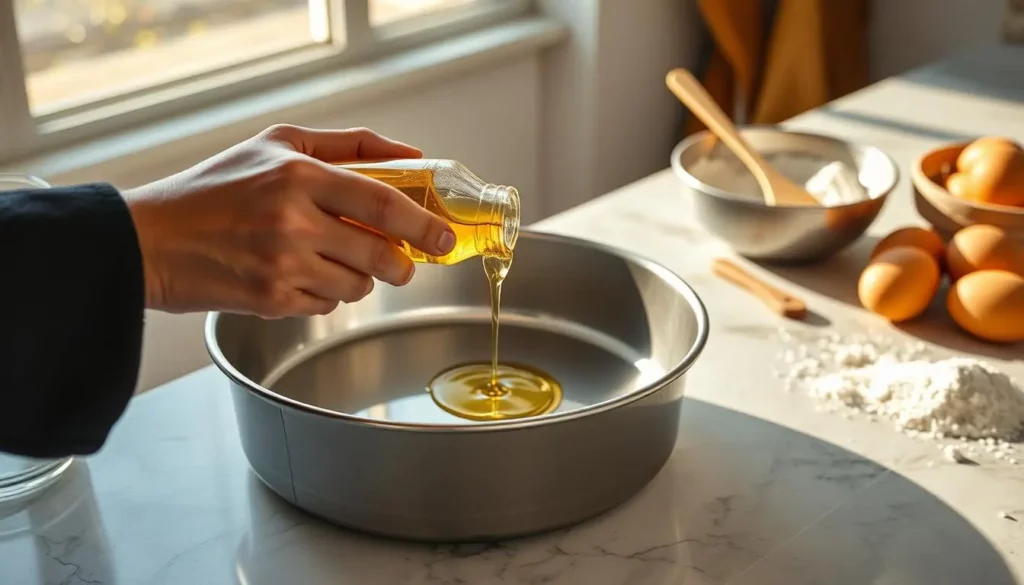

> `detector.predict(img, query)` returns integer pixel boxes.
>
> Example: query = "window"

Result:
[17,0,323,114]
[0,0,528,162]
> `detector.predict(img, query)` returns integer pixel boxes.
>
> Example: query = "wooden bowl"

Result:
[912,142,1024,243]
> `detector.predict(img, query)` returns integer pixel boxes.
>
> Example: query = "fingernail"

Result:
[437,229,456,254]
[401,264,415,285]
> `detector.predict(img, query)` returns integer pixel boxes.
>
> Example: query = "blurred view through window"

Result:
[15,0,479,114]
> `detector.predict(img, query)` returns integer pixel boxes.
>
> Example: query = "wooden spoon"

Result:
[665,68,820,207]
[711,258,808,320]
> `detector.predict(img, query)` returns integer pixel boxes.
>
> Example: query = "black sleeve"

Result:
[0,183,145,458]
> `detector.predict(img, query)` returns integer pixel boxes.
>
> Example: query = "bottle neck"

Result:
[477,183,520,258]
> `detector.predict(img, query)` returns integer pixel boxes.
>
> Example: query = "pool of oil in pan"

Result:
[261,320,665,424]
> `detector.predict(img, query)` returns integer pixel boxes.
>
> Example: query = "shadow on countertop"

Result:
[752,234,878,309]
[901,44,1024,108]
[754,235,1022,362]
[895,281,1023,362]
[233,399,1017,585]
[815,107,979,143]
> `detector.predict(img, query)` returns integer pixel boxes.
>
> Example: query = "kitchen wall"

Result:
[537,0,701,212]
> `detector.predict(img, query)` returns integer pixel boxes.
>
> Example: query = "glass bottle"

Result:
[338,159,520,265]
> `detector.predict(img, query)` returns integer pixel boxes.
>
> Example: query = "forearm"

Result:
[0,183,145,457]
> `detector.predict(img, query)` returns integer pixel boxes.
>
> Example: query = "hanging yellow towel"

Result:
[687,0,870,132]
[753,0,870,123]
[684,0,764,136]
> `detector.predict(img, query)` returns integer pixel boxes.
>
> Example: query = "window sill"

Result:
[5,16,566,184]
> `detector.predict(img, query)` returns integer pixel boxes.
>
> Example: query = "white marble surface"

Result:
[3,44,1024,585]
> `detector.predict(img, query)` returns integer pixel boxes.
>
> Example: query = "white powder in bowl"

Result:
[776,331,1024,443]
[687,151,870,206]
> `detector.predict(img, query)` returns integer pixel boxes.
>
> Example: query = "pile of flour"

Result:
[775,331,1024,447]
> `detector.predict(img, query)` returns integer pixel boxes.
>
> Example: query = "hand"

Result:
[123,124,456,318]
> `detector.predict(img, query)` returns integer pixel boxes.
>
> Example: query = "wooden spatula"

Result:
[665,68,821,207]
[712,258,808,320]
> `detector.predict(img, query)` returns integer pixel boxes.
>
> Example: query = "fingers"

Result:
[260,125,455,256]
[309,168,456,258]
[251,255,371,319]
[297,255,376,303]
[287,292,340,318]
[234,127,454,320]
[260,124,422,163]
[317,219,415,286]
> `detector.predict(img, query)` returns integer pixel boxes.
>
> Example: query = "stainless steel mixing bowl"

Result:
[206,231,709,542]
[671,126,900,263]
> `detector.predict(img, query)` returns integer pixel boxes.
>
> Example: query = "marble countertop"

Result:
[4,44,1024,585]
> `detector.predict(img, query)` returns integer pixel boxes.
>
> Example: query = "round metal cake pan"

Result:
[206,230,710,542]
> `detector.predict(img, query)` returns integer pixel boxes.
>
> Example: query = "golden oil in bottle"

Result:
[339,159,519,265]
[339,159,563,421]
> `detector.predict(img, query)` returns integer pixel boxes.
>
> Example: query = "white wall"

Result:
[593,0,702,195]
[869,0,1006,80]
[536,0,700,215]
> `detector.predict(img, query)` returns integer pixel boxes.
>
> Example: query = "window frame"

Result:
[0,0,531,164]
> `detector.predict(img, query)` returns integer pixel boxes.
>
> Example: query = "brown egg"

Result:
[946,140,1024,207]
[945,172,972,200]
[858,246,941,322]
[956,136,1022,171]
[870,226,945,264]
[945,224,1024,280]
[947,269,1024,343]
